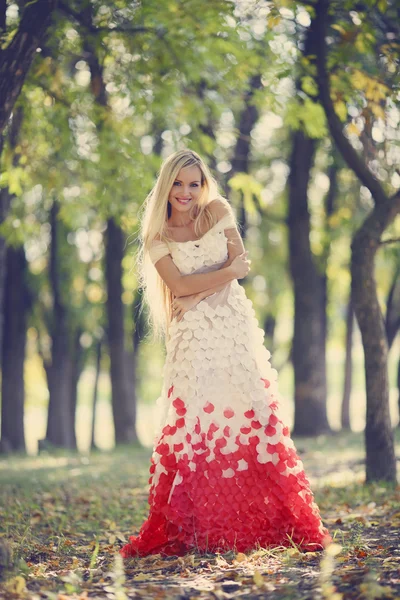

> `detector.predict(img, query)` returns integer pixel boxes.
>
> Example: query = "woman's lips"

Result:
[177,198,191,205]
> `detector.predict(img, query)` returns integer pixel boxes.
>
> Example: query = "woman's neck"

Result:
[167,214,193,228]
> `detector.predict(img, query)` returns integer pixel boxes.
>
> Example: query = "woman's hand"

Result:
[171,294,200,322]
[231,251,251,279]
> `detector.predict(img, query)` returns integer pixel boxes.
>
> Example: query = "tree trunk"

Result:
[384,265,400,428]
[286,11,330,436]
[105,218,137,444]
[70,329,84,450]
[0,246,28,453]
[196,79,217,173]
[288,130,330,436]
[322,162,338,344]
[45,323,75,449]
[42,202,76,450]
[351,233,396,481]
[315,0,399,481]
[0,107,23,364]
[385,268,400,350]
[341,292,353,430]
[229,73,263,238]
[0,0,56,133]
[91,339,102,450]
[0,187,8,367]
[263,314,276,352]
[127,286,148,448]
[397,357,400,429]
[82,12,138,445]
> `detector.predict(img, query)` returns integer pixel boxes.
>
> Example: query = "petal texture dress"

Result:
[120,212,331,557]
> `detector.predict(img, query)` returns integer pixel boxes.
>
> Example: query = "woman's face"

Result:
[168,165,203,214]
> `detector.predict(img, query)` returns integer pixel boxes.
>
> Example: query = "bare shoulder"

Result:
[208,197,234,220]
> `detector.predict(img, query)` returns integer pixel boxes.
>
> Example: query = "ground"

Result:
[0,431,399,600]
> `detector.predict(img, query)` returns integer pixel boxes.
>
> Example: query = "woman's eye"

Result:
[191,183,199,187]
[173,181,181,186]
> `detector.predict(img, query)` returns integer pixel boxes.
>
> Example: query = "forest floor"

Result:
[0,430,399,600]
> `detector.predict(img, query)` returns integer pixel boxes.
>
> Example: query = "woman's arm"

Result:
[175,224,245,300]
[176,257,233,301]
[193,280,231,302]
[156,258,237,297]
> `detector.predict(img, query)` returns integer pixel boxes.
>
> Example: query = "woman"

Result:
[120,149,331,557]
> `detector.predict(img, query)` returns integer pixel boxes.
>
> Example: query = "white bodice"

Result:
[148,212,236,275]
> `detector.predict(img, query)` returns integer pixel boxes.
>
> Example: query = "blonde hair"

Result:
[136,149,232,343]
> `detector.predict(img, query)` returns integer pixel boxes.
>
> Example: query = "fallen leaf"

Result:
[234,552,247,563]
[4,575,26,595]
[253,570,264,587]
[133,572,148,581]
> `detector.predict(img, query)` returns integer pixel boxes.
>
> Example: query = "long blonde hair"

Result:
[136,149,230,342]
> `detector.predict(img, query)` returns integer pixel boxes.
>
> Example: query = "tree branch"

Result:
[0,0,57,133]
[296,0,317,6]
[57,1,158,36]
[35,80,73,109]
[314,0,393,207]
[379,237,400,246]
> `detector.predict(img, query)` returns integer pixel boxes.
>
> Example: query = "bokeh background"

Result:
[0,0,399,462]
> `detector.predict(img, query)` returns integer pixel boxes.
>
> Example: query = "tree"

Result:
[0,105,28,454]
[229,73,263,238]
[0,0,57,133]
[0,246,29,453]
[385,265,400,425]
[0,1,57,359]
[315,0,400,481]
[41,202,79,450]
[287,12,331,436]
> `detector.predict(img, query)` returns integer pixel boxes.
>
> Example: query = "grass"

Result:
[0,431,399,599]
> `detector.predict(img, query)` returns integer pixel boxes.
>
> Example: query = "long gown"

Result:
[120,212,331,557]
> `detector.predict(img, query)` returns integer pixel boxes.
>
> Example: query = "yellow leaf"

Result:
[352,70,369,90]
[267,15,281,28]
[334,101,347,121]
[5,575,26,595]
[235,552,247,563]
[347,123,361,136]
[133,572,148,581]
[355,36,367,53]
[378,0,388,12]
[253,570,264,587]
[331,24,346,35]
[336,556,349,563]
[325,543,342,557]
[30,511,42,525]
[183,554,195,567]
[370,104,385,120]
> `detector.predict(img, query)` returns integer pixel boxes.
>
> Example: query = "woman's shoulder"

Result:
[150,232,169,247]
[207,198,237,229]
[148,233,171,265]
[208,197,233,218]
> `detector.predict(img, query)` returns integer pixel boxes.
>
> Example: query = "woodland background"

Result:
[0,0,399,481]
[1,1,400,598]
